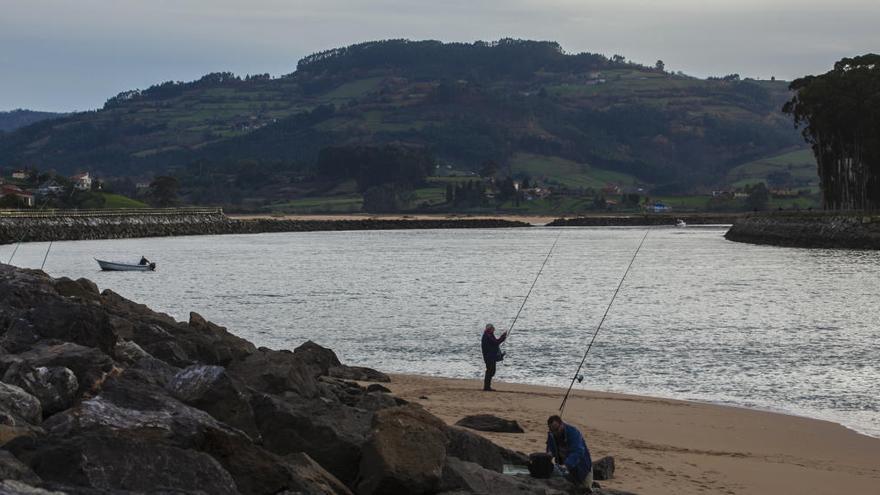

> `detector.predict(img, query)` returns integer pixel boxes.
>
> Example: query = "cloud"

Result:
[2,0,878,110]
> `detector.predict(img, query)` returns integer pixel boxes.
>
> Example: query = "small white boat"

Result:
[675,219,687,228]
[95,258,156,271]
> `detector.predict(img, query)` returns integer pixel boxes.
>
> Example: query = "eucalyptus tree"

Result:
[783,54,880,210]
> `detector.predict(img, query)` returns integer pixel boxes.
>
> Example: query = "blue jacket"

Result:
[481,330,506,364]
[546,423,592,482]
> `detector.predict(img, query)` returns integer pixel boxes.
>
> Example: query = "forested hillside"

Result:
[0,109,64,133]
[0,39,805,199]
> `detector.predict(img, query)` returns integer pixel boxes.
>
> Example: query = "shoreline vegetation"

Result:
[0,263,877,494]
[2,208,879,249]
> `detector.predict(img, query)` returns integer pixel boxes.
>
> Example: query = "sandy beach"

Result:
[388,374,880,495]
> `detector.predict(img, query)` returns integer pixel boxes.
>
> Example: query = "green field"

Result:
[98,193,148,208]
[727,149,818,188]
[509,153,638,189]
[267,195,363,213]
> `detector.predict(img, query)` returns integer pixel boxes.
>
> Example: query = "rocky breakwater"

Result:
[0,263,633,495]
[548,214,741,227]
[724,212,880,249]
[0,210,530,245]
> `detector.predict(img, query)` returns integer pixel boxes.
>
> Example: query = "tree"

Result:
[745,183,769,211]
[149,176,179,207]
[784,54,880,210]
[445,183,454,203]
[654,60,665,72]
[479,159,499,178]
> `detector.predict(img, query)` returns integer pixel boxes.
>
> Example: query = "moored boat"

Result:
[95,258,156,271]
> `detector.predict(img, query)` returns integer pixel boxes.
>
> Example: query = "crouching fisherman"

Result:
[546,414,593,493]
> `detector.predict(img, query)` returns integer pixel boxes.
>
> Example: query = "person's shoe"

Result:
[483,387,495,391]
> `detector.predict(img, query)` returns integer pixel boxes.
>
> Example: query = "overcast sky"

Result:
[2,0,877,112]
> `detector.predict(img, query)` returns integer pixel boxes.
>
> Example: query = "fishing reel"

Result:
[576,374,584,383]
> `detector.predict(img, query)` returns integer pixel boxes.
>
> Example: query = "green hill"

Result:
[0,39,807,206]
[0,109,64,133]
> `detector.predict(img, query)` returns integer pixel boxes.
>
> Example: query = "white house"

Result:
[71,172,92,191]
[11,170,28,180]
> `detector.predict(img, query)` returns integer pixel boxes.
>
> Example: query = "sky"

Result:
[2,0,878,112]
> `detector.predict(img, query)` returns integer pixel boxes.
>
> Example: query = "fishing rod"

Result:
[504,229,563,342]
[559,230,649,415]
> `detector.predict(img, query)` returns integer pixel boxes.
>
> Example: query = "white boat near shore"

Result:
[95,258,156,271]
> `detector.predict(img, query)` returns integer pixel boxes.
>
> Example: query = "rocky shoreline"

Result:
[0,263,633,494]
[0,211,530,245]
[724,212,880,249]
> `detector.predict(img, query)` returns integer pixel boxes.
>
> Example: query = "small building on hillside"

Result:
[71,172,92,191]
[0,185,35,207]
[37,180,64,197]
[11,170,29,180]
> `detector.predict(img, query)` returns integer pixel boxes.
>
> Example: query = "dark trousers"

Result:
[483,360,496,390]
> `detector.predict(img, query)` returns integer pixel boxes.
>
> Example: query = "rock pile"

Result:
[0,263,633,494]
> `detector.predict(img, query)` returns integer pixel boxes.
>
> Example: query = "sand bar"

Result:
[388,374,880,495]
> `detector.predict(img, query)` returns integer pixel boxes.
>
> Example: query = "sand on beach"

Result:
[226,213,558,225]
[387,374,880,495]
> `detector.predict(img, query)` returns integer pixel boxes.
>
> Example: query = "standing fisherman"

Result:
[481,324,507,391]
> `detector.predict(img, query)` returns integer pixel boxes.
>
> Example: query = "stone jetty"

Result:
[0,263,633,494]
[0,209,530,245]
[548,214,741,227]
[725,212,880,249]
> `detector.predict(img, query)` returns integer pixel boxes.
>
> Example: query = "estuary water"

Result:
[4,226,879,437]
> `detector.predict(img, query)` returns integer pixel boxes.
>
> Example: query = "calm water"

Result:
[4,227,879,437]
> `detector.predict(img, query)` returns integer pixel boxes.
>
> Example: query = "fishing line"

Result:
[505,229,563,341]
[559,230,649,415]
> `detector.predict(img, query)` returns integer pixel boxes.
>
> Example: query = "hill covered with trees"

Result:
[0,39,807,210]
[0,109,64,133]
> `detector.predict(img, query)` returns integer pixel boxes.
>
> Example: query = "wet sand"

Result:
[388,374,880,495]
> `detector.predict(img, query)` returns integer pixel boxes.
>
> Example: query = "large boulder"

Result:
[0,447,41,485]
[455,414,525,433]
[329,365,391,383]
[293,340,342,376]
[356,405,449,495]
[7,429,239,494]
[2,363,78,416]
[0,382,42,426]
[166,364,259,440]
[445,426,529,473]
[0,342,114,396]
[228,348,319,398]
[251,393,372,484]
[22,299,117,355]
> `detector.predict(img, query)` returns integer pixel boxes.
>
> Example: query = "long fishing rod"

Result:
[559,230,649,415]
[505,229,563,341]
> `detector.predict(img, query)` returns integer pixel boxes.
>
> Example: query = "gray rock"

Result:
[1,342,114,396]
[166,364,259,440]
[112,340,150,364]
[356,405,448,495]
[251,392,372,484]
[367,383,391,393]
[2,363,78,416]
[0,382,42,426]
[329,365,391,383]
[8,430,239,494]
[593,456,615,480]
[455,414,524,433]
[228,349,319,398]
[292,340,342,376]
[0,450,41,485]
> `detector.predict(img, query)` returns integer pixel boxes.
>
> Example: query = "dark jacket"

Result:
[481,330,506,364]
[546,423,592,482]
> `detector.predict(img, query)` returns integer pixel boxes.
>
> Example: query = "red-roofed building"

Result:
[0,185,34,207]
